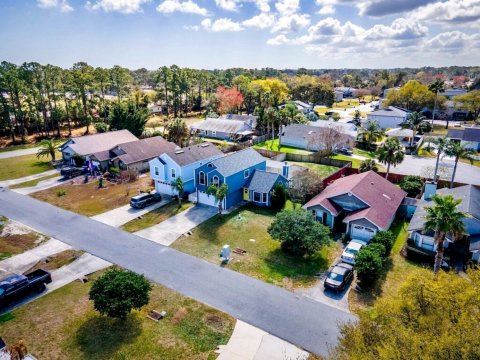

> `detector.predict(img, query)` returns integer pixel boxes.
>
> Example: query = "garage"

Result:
[350,224,377,242]
[197,191,218,207]
[156,181,177,195]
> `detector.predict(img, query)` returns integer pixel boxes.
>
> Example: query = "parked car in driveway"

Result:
[336,147,353,155]
[324,262,354,292]
[0,269,51,308]
[60,166,85,179]
[130,191,162,209]
[341,239,367,265]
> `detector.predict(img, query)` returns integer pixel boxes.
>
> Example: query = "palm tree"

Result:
[432,137,450,182]
[359,120,384,150]
[171,177,184,206]
[424,194,467,274]
[167,118,189,147]
[359,159,378,173]
[36,139,59,162]
[376,137,405,180]
[428,79,445,128]
[206,183,228,214]
[445,141,475,188]
[404,111,427,146]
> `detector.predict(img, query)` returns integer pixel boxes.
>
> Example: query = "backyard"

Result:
[0,153,55,181]
[253,139,314,155]
[172,204,340,288]
[288,161,339,178]
[31,176,152,217]
[0,273,235,360]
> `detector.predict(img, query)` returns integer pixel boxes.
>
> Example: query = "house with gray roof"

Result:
[190,114,257,141]
[282,123,355,151]
[407,184,480,261]
[244,170,288,207]
[366,106,410,129]
[194,148,275,209]
[149,142,224,195]
[60,129,138,166]
[447,127,480,152]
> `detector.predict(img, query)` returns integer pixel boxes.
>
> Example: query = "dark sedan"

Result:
[324,262,354,292]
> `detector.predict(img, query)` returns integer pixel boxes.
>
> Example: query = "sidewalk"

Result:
[12,175,63,195]
[0,169,59,187]
[0,147,40,159]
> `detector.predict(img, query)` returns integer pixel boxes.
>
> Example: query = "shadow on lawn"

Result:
[75,314,142,359]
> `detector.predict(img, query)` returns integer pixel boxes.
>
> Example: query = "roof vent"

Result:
[201,143,209,147]
[371,182,374,185]
[175,150,184,154]
[383,194,391,200]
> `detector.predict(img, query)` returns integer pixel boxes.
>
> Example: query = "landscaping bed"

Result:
[172,205,338,288]
[0,153,54,181]
[27,249,83,272]
[122,202,194,233]
[0,217,48,260]
[31,176,153,217]
[0,273,235,360]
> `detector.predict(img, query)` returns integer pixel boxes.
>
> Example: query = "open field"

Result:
[172,205,339,288]
[0,154,55,181]
[122,201,194,233]
[254,139,314,155]
[0,273,235,360]
[31,176,153,217]
[0,217,48,261]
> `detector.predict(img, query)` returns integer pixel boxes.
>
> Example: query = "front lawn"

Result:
[353,148,376,159]
[10,173,60,189]
[31,176,152,217]
[288,161,339,178]
[331,154,362,168]
[0,217,48,260]
[0,273,234,360]
[0,153,54,181]
[122,202,194,233]
[253,139,314,155]
[332,99,360,108]
[172,205,338,288]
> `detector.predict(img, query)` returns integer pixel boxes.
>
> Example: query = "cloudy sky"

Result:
[0,0,479,69]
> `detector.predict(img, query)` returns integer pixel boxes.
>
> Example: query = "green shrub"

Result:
[355,246,384,286]
[56,189,66,197]
[94,122,109,133]
[371,230,395,256]
[270,182,287,209]
[399,175,424,197]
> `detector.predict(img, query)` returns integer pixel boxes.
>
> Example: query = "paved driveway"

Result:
[0,189,355,357]
[91,197,172,228]
[0,169,59,187]
[134,205,217,246]
[12,175,63,195]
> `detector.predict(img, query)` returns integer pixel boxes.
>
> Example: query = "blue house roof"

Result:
[208,148,265,177]
[246,170,287,193]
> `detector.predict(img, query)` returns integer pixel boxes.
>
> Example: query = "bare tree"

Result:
[288,170,324,205]
[306,125,354,156]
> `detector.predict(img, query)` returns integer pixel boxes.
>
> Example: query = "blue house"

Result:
[195,148,274,209]
[244,170,289,207]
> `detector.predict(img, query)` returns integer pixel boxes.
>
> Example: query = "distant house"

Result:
[149,143,224,195]
[447,127,480,152]
[147,104,163,114]
[366,106,410,129]
[60,129,138,166]
[303,171,406,241]
[280,101,314,114]
[106,137,178,172]
[309,120,358,138]
[439,88,468,99]
[334,90,344,102]
[408,184,480,261]
[190,114,257,140]
[194,148,267,209]
[282,123,354,151]
[336,87,358,99]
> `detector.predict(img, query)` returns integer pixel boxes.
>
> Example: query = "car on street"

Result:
[336,147,353,156]
[341,239,367,265]
[130,191,162,209]
[324,262,354,292]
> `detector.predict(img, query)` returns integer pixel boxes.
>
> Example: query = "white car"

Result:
[341,240,367,265]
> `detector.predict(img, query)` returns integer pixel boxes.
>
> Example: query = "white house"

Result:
[366,106,410,129]
[149,142,224,195]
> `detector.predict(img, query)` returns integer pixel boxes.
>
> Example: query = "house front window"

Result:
[244,169,250,179]
[171,168,176,178]
[211,131,217,136]
[262,193,267,203]
[154,166,159,176]
[198,171,206,185]
[212,175,220,186]
[253,192,261,202]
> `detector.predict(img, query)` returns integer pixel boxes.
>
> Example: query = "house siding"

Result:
[308,204,334,228]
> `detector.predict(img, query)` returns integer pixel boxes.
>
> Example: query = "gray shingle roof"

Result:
[165,143,224,167]
[63,129,138,156]
[447,129,464,140]
[112,136,178,165]
[191,118,252,134]
[220,114,257,122]
[246,170,286,193]
[368,106,409,117]
[447,128,480,141]
[209,148,265,177]
[283,124,323,140]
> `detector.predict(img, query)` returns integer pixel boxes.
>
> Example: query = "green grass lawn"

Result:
[288,161,339,178]
[122,201,194,233]
[172,205,339,288]
[353,148,376,159]
[0,153,55,181]
[332,99,360,108]
[9,173,60,189]
[331,154,362,168]
[0,273,234,360]
[254,139,314,155]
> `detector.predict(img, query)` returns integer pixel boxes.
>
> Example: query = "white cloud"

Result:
[214,0,271,12]
[425,31,480,51]
[85,0,150,13]
[37,0,73,12]
[242,12,275,29]
[202,18,244,31]
[412,0,480,24]
[156,0,209,16]
[266,34,291,45]
[184,24,200,30]
[318,5,335,14]
[254,0,271,12]
[275,0,299,15]
[365,18,427,40]
[271,13,310,32]
[215,0,239,11]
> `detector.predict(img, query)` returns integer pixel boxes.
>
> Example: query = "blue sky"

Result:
[0,0,479,69]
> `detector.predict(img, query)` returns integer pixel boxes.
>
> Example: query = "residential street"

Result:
[0,147,40,159]
[0,169,59,187]
[0,188,355,357]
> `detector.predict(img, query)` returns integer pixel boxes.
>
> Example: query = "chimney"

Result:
[282,162,289,178]
[423,181,437,200]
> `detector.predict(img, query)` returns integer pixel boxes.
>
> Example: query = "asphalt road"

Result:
[0,189,355,356]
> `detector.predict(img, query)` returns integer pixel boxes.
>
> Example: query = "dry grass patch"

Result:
[28,250,83,272]
[0,218,47,260]
[10,173,60,189]
[31,176,153,217]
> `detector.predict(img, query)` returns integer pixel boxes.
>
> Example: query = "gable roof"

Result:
[368,106,409,118]
[64,130,138,156]
[191,118,252,134]
[164,143,224,167]
[246,170,287,193]
[447,127,480,142]
[439,88,468,97]
[111,137,178,165]
[304,171,407,229]
[446,129,464,140]
[208,148,265,177]
[283,123,355,141]
[219,114,257,122]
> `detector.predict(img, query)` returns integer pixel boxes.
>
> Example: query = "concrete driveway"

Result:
[91,196,172,228]
[0,238,72,275]
[134,204,217,246]
[0,169,59,187]
[296,276,351,311]
[12,175,63,195]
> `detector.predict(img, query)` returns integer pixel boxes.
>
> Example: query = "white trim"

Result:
[198,171,206,185]
[244,169,250,179]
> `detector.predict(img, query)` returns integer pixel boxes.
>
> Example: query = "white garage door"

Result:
[350,225,376,242]
[197,191,218,207]
[156,181,177,195]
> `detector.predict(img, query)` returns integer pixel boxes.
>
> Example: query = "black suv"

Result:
[60,166,85,179]
[130,192,162,209]
[324,262,354,292]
